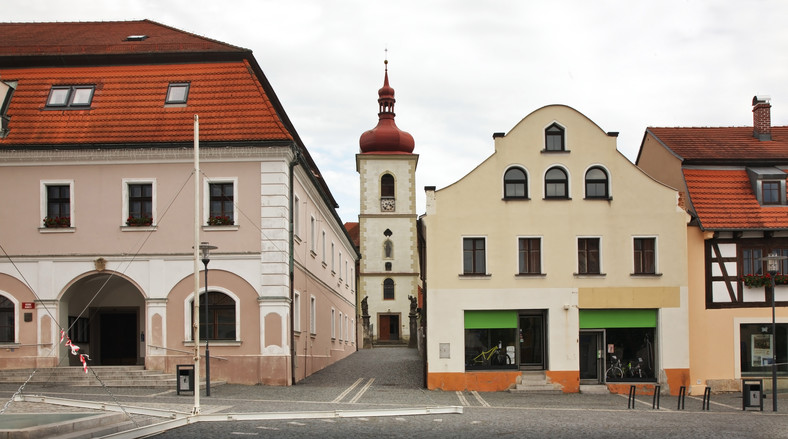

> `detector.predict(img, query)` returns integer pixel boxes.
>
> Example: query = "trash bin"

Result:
[742,379,763,411]
[177,364,195,395]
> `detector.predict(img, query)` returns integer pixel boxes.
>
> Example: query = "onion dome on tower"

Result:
[359,60,415,154]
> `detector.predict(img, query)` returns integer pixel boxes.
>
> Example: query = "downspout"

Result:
[289,144,299,385]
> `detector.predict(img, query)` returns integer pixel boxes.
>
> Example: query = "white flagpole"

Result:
[193,114,201,414]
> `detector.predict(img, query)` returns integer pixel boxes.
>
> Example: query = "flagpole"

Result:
[192,114,201,414]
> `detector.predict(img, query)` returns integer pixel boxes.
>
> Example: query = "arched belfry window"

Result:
[585,166,609,199]
[545,167,569,199]
[504,167,528,199]
[383,278,395,300]
[545,123,565,151]
[380,174,395,211]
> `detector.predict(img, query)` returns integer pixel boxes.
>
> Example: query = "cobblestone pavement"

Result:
[2,347,787,438]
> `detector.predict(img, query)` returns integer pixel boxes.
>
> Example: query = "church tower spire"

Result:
[359,59,415,154]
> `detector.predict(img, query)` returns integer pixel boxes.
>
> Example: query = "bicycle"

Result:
[471,341,511,366]
[605,355,624,380]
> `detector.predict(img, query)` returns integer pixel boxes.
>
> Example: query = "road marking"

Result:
[230,433,258,436]
[456,391,470,406]
[348,378,375,403]
[471,391,491,407]
[288,421,306,426]
[332,377,364,403]
[256,426,280,430]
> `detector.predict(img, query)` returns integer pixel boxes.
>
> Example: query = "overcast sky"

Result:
[6,1,788,223]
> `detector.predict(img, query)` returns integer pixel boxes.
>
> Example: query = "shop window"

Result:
[604,328,656,382]
[464,310,517,370]
[740,323,788,375]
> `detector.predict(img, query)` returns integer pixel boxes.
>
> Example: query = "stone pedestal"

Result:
[362,315,372,349]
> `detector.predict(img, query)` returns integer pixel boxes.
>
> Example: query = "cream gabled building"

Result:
[423,104,690,393]
[356,62,419,344]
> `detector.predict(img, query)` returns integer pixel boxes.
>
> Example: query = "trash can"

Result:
[177,364,195,395]
[742,379,763,411]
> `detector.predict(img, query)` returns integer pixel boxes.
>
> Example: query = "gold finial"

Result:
[384,47,388,67]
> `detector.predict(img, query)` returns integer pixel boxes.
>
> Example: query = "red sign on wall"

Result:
[22,302,35,309]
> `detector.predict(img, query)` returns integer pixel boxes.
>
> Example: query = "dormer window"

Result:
[46,85,94,108]
[746,167,786,206]
[166,83,190,105]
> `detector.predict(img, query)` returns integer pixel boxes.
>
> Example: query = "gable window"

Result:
[383,278,395,300]
[763,181,780,205]
[518,238,541,275]
[578,237,601,274]
[585,167,609,199]
[0,295,14,343]
[128,183,153,225]
[634,237,656,274]
[166,83,190,105]
[43,183,72,227]
[46,85,95,108]
[545,167,569,199]
[544,123,565,151]
[504,167,528,199]
[208,182,235,225]
[463,237,487,275]
[381,173,395,211]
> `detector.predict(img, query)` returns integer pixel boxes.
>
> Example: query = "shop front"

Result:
[464,310,546,371]
[579,309,657,385]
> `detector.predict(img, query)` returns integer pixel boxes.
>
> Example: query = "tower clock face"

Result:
[381,198,395,212]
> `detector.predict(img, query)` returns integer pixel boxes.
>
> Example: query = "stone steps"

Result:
[509,371,563,394]
[0,366,224,388]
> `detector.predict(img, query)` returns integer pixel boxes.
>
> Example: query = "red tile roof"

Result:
[0,20,244,57]
[683,168,788,230]
[648,127,788,161]
[344,222,360,248]
[0,61,292,145]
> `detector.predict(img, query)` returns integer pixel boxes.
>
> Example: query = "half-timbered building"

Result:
[636,96,788,394]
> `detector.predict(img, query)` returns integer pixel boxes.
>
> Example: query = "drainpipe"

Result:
[289,144,300,385]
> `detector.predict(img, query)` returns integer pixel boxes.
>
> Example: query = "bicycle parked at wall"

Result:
[471,341,511,367]
[605,355,624,380]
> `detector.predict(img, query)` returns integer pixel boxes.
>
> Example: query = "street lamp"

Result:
[200,242,217,397]
[761,252,786,412]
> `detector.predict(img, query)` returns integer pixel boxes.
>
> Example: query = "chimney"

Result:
[752,95,772,141]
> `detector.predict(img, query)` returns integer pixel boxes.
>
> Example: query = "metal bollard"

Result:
[702,387,711,411]
[628,385,637,409]
[652,385,661,409]
[677,386,686,410]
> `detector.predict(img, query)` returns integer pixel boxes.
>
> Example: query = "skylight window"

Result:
[166,83,190,105]
[46,85,95,108]
[125,35,148,41]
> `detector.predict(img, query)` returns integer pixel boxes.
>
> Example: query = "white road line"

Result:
[348,378,375,403]
[471,391,491,407]
[332,377,364,403]
[456,391,470,406]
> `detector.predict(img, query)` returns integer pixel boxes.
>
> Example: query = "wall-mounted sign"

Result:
[22,302,35,309]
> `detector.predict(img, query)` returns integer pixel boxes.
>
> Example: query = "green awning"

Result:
[579,309,656,329]
[464,310,518,329]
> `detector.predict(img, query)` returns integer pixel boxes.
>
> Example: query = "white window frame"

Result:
[310,296,316,335]
[293,194,301,238]
[0,292,19,344]
[123,178,157,226]
[322,230,327,263]
[331,242,336,274]
[632,235,659,274]
[183,287,241,342]
[331,308,336,339]
[293,291,301,332]
[583,164,612,199]
[203,177,238,227]
[310,216,316,254]
[41,179,75,228]
[338,311,343,341]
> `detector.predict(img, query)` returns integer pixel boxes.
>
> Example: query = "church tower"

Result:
[357,60,419,345]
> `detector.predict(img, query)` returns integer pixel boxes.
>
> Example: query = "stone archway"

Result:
[60,272,145,366]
